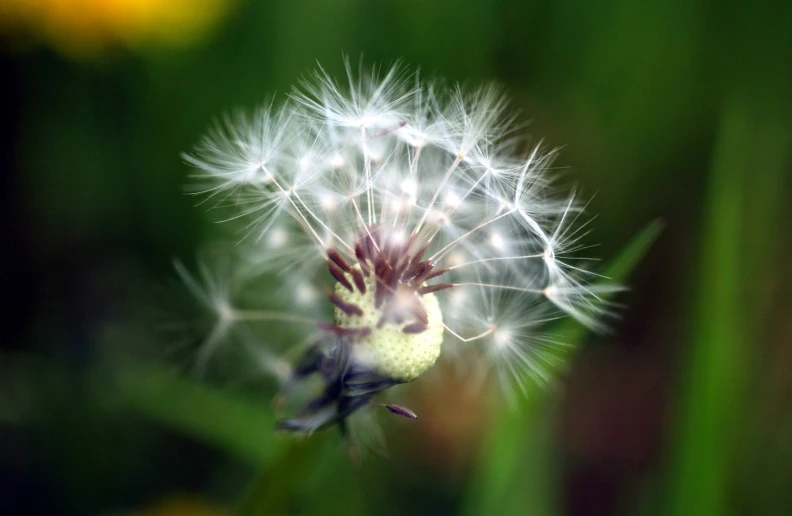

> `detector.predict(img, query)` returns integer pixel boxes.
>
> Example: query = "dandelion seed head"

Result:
[181,59,616,437]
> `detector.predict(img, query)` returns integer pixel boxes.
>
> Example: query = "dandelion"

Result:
[181,60,614,442]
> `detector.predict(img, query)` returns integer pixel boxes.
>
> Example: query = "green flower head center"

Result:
[324,229,454,382]
[334,274,444,382]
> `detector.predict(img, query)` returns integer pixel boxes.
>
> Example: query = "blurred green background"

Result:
[2,1,791,515]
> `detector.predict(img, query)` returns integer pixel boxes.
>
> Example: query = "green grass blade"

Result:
[665,88,791,515]
[117,363,279,467]
[236,437,326,515]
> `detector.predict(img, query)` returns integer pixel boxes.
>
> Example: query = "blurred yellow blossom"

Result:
[142,493,228,516]
[0,0,235,57]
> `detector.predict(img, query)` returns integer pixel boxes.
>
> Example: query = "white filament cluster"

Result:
[182,60,614,394]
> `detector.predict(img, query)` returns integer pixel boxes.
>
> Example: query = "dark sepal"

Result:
[382,404,418,419]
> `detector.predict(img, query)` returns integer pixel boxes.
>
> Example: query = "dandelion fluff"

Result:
[180,60,615,441]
